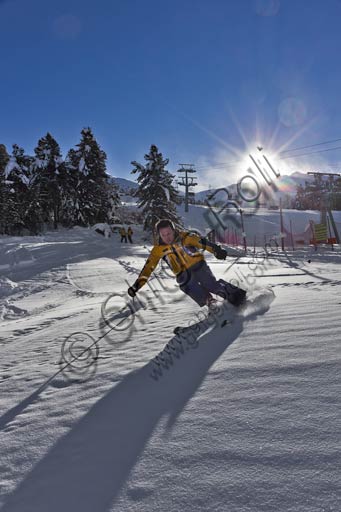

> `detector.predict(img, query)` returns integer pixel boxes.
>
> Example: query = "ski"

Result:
[172,288,274,336]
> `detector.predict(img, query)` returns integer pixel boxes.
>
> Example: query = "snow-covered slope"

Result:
[0,225,340,512]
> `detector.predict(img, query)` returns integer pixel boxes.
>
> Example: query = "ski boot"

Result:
[219,280,246,307]
[227,288,246,306]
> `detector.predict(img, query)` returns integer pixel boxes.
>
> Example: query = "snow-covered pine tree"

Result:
[107,176,121,223]
[61,147,81,226]
[131,144,182,231]
[1,144,43,235]
[66,128,111,226]
[10,144,42,234]
[3,145,31,234]
[33,133,63,229]
[0,144,10,234]
[9,144,46,235]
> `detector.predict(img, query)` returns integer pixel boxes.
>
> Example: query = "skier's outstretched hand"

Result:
[214,246,227,260]
[128,282,139,298]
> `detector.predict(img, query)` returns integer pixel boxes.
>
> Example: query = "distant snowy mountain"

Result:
[195,172,316,203]
[108,176,138,192]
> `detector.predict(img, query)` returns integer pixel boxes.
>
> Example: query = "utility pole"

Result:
[279,197,285,250]
[177,164,198,212]
[239,208,247,252]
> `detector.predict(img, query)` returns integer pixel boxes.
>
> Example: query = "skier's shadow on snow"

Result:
[0,303,271,512]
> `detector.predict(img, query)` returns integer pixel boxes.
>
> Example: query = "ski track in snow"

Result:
[0,225,340,512]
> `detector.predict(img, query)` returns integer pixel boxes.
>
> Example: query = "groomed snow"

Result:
[0,217,340,512]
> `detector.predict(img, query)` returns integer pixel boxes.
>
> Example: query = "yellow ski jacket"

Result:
[134,231,217,290]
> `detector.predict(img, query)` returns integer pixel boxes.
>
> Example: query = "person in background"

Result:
[127,226,133,244]
[119,226,127,243]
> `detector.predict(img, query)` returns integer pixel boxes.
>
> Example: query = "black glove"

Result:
[214,246,227,260]
[128,282,139,298]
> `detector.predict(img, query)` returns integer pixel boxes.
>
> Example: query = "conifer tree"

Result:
[107,178,121,222]
[0,144,9,234]
[66,128,111,225]
[131,144,182,231]
[4,145,28,233]
[33,133,63,229]
[1,145,41,234]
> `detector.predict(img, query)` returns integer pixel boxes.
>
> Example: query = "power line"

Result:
[320,162,341,168]
[280,145,341,159]
[195,159,242,170]
[279,137,341,154]
[192,144,341,172]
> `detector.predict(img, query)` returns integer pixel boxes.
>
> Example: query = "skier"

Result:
[127,226,133,244]
[119,226,127,243]
[127,219,246,307]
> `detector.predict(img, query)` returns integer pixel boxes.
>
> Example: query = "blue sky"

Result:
[2,0,341,189]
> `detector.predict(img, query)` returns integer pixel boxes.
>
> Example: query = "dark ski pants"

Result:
[121,236,127,243]
[176,260,239,307]
[128,235,133,243]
